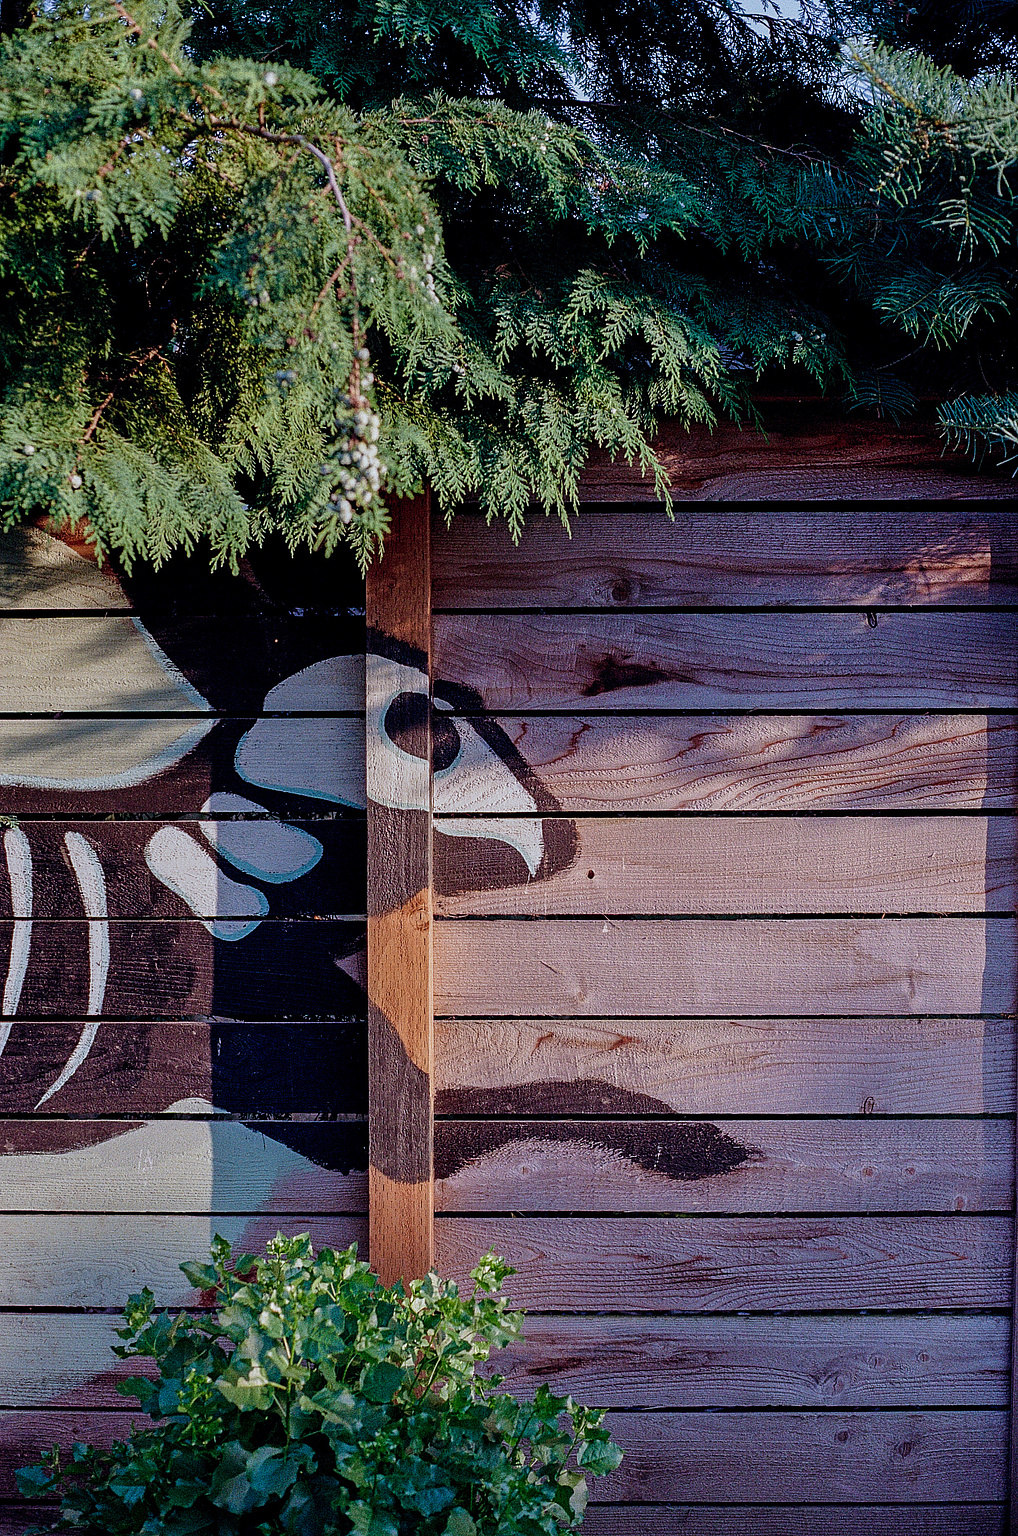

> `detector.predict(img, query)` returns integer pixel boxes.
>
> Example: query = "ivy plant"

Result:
[17,1233,621,1536]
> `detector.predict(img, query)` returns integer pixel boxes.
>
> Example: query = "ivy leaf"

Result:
[347,1500,399,1536]
[359,1360,404,1402]
[443,1508,478,1536]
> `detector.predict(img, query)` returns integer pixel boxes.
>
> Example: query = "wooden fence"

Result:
[0,410,1016,1533]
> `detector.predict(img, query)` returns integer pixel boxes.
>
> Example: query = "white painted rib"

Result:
[1,825,32,1038]
[35,833,110,1106]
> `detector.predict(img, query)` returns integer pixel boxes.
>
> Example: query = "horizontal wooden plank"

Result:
[435,1016,1017,1116]
[5,1311,1007,1411]
[581,1507,1006,1536]
[0,919,367,1020]
[0,1507,1006,1536]
[434,1118,1013,1214]
[596,1409,1007,1504]
[572,409,1016,502]
[496,1313,1011,1409]
[0,717,366,815]
[0,1215,366,1307]
[435,1215,1012,1310]
[460,714,1018,812]
[0,1119,367,1213]
[6,1407,1000,1505]
[437,816,1018,916]
[0,526,131,611]
[433,613,1018,711]
[0,1021,367,1116]
[0,617,363,715]
[0,820,365,921]
[434,918,1016,1017]
[432,509,1018,609]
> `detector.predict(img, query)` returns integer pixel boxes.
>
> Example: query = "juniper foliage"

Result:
[0,0,1015,570]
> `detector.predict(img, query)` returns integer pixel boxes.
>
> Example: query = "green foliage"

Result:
[16,1232,621,1536]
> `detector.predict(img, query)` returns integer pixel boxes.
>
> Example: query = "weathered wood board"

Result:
[437,815,1018,915]
[433,509,1018,609]
[452,713,1018,811]
[434,1117,1013,1213]
[0,1215,366,1308]
[3,1311,1006,1410]
[495,1313,1012,1408]
[435,917,1017,1017]
[580,1508,1007,1536]
[433,612,1018,711]
[435,1016,1016,1116]
[0,1408,1006,1504]
[434,1215,1012,1311]
[0,1119,367,1212]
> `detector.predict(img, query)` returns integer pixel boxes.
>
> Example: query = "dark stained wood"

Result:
[433,508,1018,609]
[436,1016,1016,1116]
[0,1021,367,1115]
[437,815,1018,916]
[434,917,1016,1017]
[571,409,1017,502]
[0,919,367,1019]
[435,1215,1012,1311]
[0,1120,367,1212]
[580,1507,1006,1536]
[0,820,365,920]
[366,493,434,1284]
[5,1311,1006,1410]
[433,612,1018,711]
[447,713,1018,812]
[434,1117,1013,1214]
[495,1313,1010,1409]
[0,1215,366,1308]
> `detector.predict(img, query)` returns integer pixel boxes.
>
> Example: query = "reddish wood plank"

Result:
[454,713,1018,812]
[434,1117,1013,1214]
[437,816,1018,916]
[495,1313,1011,1409]
[435,1016,1016,1116]
[434,918,1016,1017]
[433,612,1018,711]
[433,509,1018,609]
[366,493,434,1284]
[435,1215,1012,1311]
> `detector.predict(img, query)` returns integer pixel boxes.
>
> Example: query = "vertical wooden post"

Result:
[365,491,434,1285]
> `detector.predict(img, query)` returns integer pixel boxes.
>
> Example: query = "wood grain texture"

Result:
[0,1021,367,1116]
[0,919,367,1019]
[0,1215,366,1307]
[0,1407,1005,1504]
[0,1119,367,1212]
[494,1313,1011,1409]
[367,492,434,1284]
[434,1117,1013,1214]
[434,918,1016,1017]
[433,612,1018,712]
[570,409,1016,502]
[432,509,1018,609]
[435,1016,1016,1116]
[595,1409,1007,1504]
[580,1506,1006,1536]
[434,1215,1012,1310]
[456,714,1018,812]
[437,816,1018,916]
[4,1311,1006,1411]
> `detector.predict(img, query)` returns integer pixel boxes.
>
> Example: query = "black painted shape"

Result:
[435,1118,755,1184]
[580,655,674,697]
[369,1005,432,1184]
[436,1079,675,1117]
[240,1120,369,1174]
